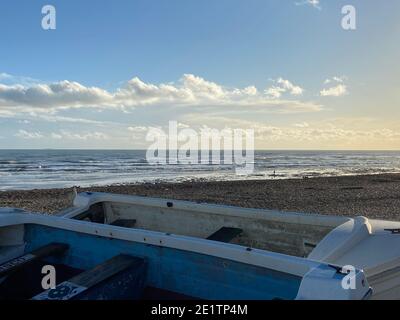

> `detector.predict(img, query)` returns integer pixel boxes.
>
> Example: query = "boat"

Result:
[0,191,396,300]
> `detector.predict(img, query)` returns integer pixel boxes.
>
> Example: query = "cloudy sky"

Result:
[0,0,399,149]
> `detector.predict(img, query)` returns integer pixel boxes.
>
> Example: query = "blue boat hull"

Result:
[25,224,301,300]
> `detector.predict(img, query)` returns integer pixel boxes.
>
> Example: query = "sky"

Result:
[0,0,399,150]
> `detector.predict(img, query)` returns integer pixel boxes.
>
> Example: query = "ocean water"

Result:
[0,150,400,190]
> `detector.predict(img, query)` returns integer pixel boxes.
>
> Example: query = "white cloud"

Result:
[34,114,111,125]
[265,86,285,99]
[277,78,304,95]
[295,0,321,10]
[49,131,108,140]
[128,126,148,133]
[324,76,346,84]
[0,80,113,109]
[52,130,109,141]
[320,84,347,97]
[0,109,17,118]
[254,123,400,144]
[320,76,348,97]
[127,126,150,141]
[0,72,43,86]
[0,109,116,126]
[294,122,310,128]
[177,115,400,146]
[0,74,317,114]
[0,73,12,80]
[177,122,190,129]
[265,78,303,99]
[241,86,258,96]
[114,74,235,106]
[14,130,43,139]
[51,133,63,139]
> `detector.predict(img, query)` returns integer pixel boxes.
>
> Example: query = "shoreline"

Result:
[1,173,400,221]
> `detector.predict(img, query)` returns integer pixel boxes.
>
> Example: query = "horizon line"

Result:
[0,148,400,152]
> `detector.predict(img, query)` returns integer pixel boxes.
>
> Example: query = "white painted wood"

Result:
[63,192,348,257]
[67,192,349,227]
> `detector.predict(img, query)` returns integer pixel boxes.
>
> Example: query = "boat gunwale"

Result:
[63,192,351,228]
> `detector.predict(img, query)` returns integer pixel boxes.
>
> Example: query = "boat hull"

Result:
[0,211,370,300]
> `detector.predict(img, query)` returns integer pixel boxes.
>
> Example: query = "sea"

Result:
[0,149,400,190]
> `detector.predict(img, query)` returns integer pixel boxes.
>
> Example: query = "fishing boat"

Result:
[0,191,397,300]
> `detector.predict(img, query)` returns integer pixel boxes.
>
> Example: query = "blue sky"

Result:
[0,0,399,149]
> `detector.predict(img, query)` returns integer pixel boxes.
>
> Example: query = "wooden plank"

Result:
[0,243,69,278]
[71,254,141,288]
[32,254,147,300]
[207,227,243,243]
[110,219,137,228]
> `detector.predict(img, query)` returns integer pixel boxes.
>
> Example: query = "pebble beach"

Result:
[1,173,400,221]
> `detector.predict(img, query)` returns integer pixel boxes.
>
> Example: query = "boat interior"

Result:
[0,243,195,300]
[0,216,305,300]
[67,193,348,258]
[0,241,193,300]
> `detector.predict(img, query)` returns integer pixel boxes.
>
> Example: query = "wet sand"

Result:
[1,173,400,221]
